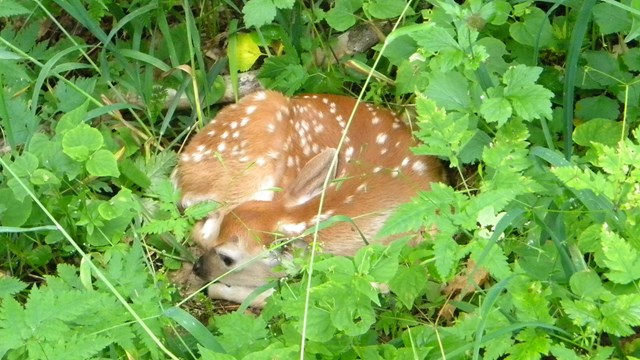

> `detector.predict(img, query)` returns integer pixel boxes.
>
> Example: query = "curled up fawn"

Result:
[173,91,446,306]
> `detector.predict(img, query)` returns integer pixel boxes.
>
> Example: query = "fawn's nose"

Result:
[192,256,205,278]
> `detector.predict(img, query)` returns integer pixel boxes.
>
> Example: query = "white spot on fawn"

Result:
[401,157,410,167]
[280,222,307,235]
[357,183,367,193]
[240,117,250,126]
[253,91,267,100]
[376,133,388,144]
[217,143,226,152]
[267,123,276,133]
[246,105,257,115]
[412,160,427,173]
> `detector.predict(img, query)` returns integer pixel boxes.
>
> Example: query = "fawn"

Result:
[173,91,445,305]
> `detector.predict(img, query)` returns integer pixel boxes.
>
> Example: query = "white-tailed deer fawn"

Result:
[174,91,445,305]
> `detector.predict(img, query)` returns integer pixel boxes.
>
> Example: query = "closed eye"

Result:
[219,253,235,267]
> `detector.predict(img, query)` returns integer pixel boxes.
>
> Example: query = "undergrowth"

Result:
[1,0,640,359]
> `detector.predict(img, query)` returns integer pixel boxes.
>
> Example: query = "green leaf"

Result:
[258,56,308,95]
[0,277,27,297]
[409,23,459,53]
[503,65,553,121]
[0,0,30,17]
[569,271,604,300]
[573,119,623,147]
[86,149,120,177]
[242,0,276,28]
[574,96,620,121]
[426,71,471,111]
[388,265,426,309]
[600,294,640,336]
[363,0,407,19]
[0,189,32,227]
[434,236,459,280]
[98,188,136,220]
[480,96,512,126]
[325,0,363,31]
[30,168,60,186]
[55,101,90,135]
[62,124,103,162]
[593,2,632,35]
[600,227,640,284]
[509,7,553,47]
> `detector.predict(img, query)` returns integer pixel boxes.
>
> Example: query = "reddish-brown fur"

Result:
[174,91,445,305]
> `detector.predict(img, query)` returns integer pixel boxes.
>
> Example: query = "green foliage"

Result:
[2,0,640,359]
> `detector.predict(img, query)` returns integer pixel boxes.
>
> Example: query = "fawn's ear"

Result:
[283,148,338,208]
[193,212,223,248]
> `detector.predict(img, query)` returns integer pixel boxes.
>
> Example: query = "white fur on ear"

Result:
[199,213,222,244]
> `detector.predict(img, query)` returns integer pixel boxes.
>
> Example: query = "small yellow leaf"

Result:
[234,33,262,72]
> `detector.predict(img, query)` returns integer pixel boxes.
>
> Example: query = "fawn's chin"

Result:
[207,282,274,308]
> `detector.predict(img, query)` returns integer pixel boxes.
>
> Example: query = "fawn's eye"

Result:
[219,253,235,267]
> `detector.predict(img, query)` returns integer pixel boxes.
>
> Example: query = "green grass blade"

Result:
[163,306,226,353]
[562,0,596,159]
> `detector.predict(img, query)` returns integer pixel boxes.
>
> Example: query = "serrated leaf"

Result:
[410,23,459,53]
[86,149,120,177]
[258,56,308,95]
[600,227,640,284]
[388,265,426,309]
[480,96,512,126]
[0,277,27,297]
[569,271,604,300]
[242,0,276,28]
[600,294,640,336]
[426,71,471,111]
[434,236,459,280]
[0,0,30,17]
[503,65,553,121]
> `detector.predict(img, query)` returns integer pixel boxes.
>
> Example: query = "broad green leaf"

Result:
[569,271,605,300]
[98,188,136,220]
[573,119,623,147]
[62,124,103,162]
[593,2,631,35]
[258,56,308,95]
[234,33,262,72]
[30,169,60,186]
[426,72,471,111]
[86,149,120,177]
[0,189,32,227]
[325,0,363,31]
[509,7,553,47]
[574,96,620,121]
[363,0,408,19]
[55,101,90,135]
